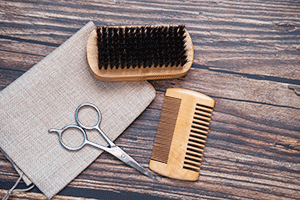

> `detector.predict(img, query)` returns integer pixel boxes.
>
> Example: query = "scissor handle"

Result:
[49,125,87,151]
[75,103,102,130]
[75,103,115,147]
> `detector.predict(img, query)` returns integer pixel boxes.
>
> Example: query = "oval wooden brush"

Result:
[87,25,194,81]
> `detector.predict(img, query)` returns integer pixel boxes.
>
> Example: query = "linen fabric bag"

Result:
[0,21,156,199]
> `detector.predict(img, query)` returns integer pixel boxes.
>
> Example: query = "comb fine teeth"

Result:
[149,88,215,181]
[86,25,194,81]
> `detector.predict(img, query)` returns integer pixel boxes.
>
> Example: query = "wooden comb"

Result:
[149,88,215,181]
[86,25,194,81]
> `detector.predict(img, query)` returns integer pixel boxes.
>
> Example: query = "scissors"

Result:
[49,103,158,182]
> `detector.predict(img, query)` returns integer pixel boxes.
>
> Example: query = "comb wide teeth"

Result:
[183,103,214,172]
[187,145,205,153]
[192,123,209,130]
[189,137,206,144]
[191,128,208,136]
[96,25,188,70]
[185,154,203,162]
[193,118,210,126]
[190,131,207,139]
[186,150,204,158]
[196,103,214,113]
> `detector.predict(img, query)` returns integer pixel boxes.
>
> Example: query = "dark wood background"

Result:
[0,0,299,199]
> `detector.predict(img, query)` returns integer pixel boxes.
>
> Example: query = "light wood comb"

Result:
[149,88,215,181]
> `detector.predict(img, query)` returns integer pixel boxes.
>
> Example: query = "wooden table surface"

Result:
[0,0,299,199]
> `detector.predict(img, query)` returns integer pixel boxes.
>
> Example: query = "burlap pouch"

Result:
[0,21,156,199]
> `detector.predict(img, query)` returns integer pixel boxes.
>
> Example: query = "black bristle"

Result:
[96,28,103,70]
[118,27,125,69]
[140,27,146,68]
[101,27,109,70]
[135,27,142,69]
[97,25,188,70]
[145,26,152,68]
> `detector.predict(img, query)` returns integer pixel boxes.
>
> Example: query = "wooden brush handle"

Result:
[86,26,194,81]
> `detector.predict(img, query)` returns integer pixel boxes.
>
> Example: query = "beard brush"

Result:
[149,88,215,181]
[86,25,194,81]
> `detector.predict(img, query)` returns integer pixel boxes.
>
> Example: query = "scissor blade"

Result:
[106,146,158,182]
[127,160,159,182]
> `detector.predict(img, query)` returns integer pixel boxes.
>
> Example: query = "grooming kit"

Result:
[0,21,215,199]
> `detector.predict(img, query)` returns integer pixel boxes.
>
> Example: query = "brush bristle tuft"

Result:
[96,25,188,70]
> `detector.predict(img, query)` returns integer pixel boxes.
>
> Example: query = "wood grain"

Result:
[0,0,299,199]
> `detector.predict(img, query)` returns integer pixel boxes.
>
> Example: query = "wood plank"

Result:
[1,66,299,199]
[0,41,50,71]
[151,67,300,109]
[58,72,299,199]
[0,0,298,79]
[0,0,299,199]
